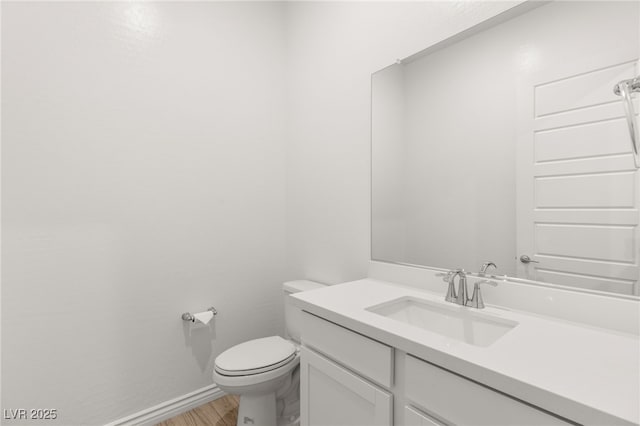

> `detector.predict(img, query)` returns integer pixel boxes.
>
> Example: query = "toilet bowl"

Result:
[213,280,325,426]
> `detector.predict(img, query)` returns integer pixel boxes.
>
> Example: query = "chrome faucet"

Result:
[438,268,497,309]
[451,269,468,306]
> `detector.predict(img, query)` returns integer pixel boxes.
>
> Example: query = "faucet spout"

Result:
[450,269,468,306]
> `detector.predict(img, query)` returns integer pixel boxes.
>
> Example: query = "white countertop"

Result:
[292,278,640,426]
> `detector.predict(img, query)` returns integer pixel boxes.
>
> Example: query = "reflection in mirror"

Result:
[371,1,640,296]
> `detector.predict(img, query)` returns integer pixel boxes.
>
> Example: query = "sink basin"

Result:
[366,297,518,347]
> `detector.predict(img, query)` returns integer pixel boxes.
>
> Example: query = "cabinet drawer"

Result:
[405,355,572,426]
[301,311,394,388]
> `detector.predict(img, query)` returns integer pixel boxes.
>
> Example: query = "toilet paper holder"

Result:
[181,307,217,322]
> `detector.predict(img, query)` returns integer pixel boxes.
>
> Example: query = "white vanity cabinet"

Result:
[300,312,394,426]
[300,311,575,426]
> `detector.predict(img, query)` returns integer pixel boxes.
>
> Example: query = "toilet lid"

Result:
[215,336,297,376]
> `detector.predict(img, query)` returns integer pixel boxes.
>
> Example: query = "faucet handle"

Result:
[468,280,498,309]
[444,280,457,303]
[435,271,457,302]
[435,271,453,282]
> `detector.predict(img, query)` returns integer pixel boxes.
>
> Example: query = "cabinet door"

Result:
[300,347,392,426]
[404,405,445,426]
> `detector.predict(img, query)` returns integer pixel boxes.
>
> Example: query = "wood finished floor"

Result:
[156,395,239,426]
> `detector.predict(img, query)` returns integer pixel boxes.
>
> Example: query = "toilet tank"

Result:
[283,280,326,342]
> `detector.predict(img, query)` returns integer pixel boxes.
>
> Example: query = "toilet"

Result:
[213,280,325,426]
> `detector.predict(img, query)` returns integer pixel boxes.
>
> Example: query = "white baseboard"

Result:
[105,384,225,426]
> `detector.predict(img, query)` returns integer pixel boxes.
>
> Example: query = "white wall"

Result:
[1,2,286,424]
[285,1,523,284]
[1,1,534,424]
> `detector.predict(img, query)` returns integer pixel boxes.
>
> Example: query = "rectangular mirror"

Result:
[372,1,640,296]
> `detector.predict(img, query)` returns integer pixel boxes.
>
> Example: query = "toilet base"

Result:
[237,392,276,426]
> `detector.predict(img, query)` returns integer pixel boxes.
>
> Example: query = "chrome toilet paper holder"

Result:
[181,307,217,322]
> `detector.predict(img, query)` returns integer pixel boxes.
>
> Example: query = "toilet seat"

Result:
[214,336,297,377]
